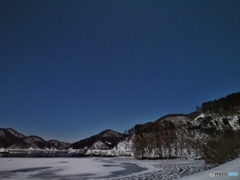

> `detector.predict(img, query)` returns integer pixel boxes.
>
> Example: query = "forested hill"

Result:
[131,91,240,162]
[202,92,240,114]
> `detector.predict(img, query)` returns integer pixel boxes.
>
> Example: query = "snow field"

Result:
[1,157,236,180]
[179,158,240,180]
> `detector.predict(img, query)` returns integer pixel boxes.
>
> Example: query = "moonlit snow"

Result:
[0,157,220,180]
[179,158,240,180]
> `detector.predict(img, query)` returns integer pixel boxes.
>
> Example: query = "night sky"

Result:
[1,0,240,142]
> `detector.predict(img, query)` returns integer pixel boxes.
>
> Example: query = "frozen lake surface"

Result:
[0,157,215,179]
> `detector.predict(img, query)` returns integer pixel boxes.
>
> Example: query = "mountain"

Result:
[0,127,127,151]
[48,140,71,150]
[5,128,26,139]
[71,129,128,150]
[0,128,70,150]
[131,91,240,162]
[23,136,48,149]
[0,128,29,149]
[1,91,240,162]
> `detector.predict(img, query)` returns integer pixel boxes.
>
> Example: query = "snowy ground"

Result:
[0,157,233,180]
[179,158,240,180]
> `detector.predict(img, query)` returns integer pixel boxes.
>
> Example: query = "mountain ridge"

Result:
[1,91,240,162]
[0,127,127,151]
[131,91,240,160]
[0,127,71,150]
[71,129,128,150]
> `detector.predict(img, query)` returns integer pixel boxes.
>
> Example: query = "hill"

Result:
[132,91,240,164]
[71,129,128,150]
[0,128,70,150]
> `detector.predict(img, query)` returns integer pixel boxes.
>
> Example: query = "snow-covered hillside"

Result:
[193,112,239,127]
[112,136,134,156]
[132,111,240,160]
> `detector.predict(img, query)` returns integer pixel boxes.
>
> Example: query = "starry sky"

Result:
[1,0,240,142]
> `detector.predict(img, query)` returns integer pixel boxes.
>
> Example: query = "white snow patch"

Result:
[180,158,240,180]
[194,113,206,120]
[105,141,111,145]
[0,148,6,152]
[228,115,239,130]
[192,113,206,125]
[0,158,124,179]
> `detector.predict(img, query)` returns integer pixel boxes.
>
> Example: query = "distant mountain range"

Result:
[0,127,127,151]
[1,91,240,162]
[0,128,71,150]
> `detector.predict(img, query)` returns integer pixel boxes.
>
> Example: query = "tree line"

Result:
[202,92,240,114]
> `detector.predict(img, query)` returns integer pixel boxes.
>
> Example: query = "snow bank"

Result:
[180,158,240,180]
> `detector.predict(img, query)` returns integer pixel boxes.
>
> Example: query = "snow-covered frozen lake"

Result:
[0,157,229,180]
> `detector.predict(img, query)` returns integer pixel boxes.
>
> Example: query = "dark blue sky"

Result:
[1,0,240,142]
